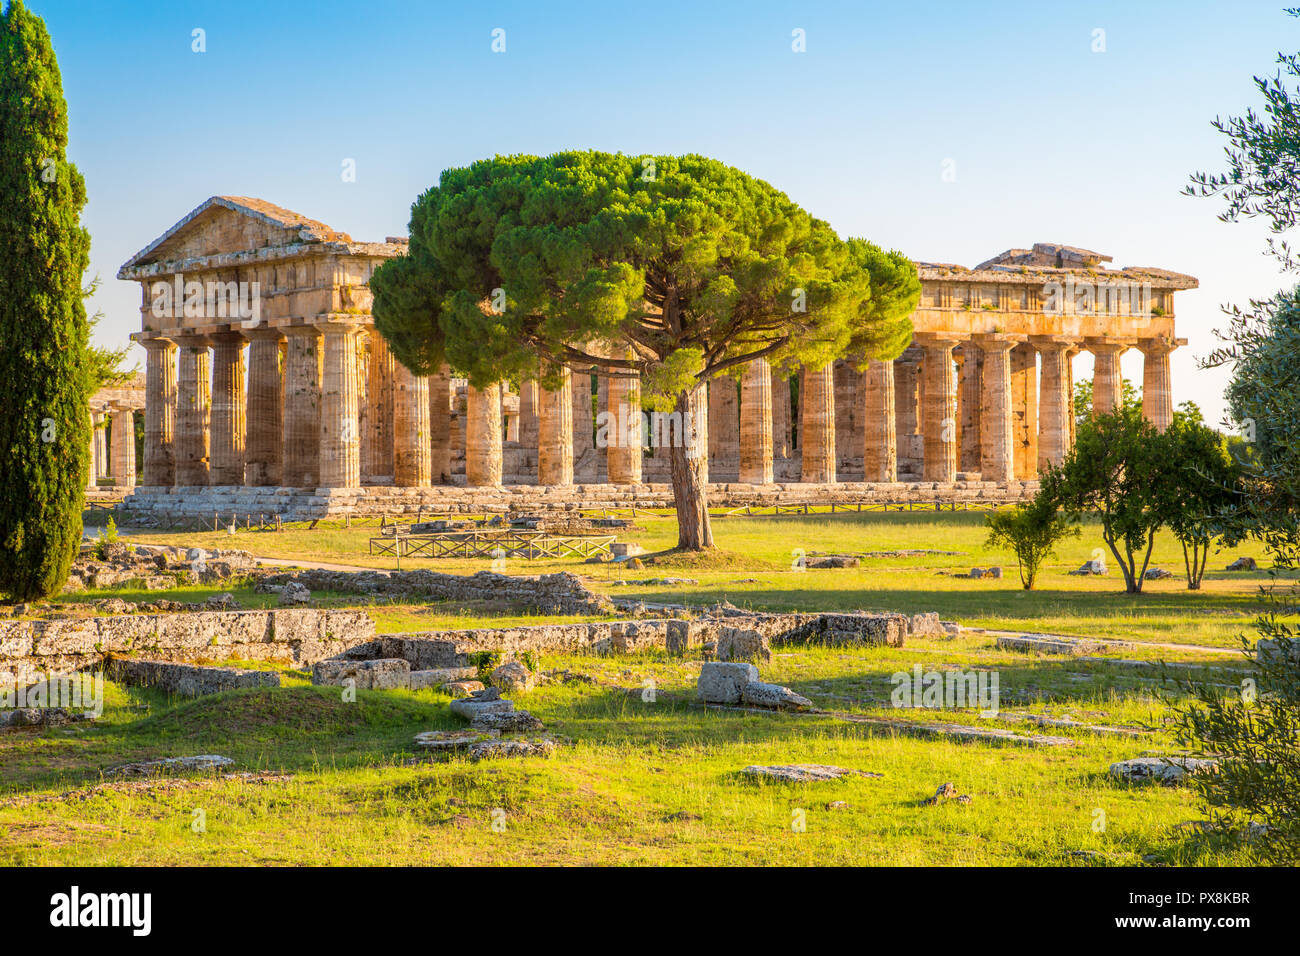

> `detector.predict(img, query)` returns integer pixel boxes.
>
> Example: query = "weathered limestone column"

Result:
[1035,338,1072,471]
[772,372,791,459]
[920,337,958,482]
[94,412,107,478]
[466,382,503,487]
[319,323,361,489]
[1140,337,1177,432]
[244,329,283,487]
[571,368,593,467]
[1010,343,1038,480]
[86,411,99,490]
[958,342,982,473]
[209,332,247,485]
[708,376,740,471]
[862,358,897,482]
[505,383,519,443]
[393,361,431,487]
[538,368,574,485]
[834,361,859,471]
[978,336,1018,483]
[429,363,452,483]
[739,359,773,484]
[519,380,539,450]
[607,366,643,485]
[281,327,322,488]
[111,407,135,488]
[363,331,394,481]
[1090,340,1126,416]
[142,338,176,486]
[174,335,211,486]
[894,350,922,474]
[800,364,836,483]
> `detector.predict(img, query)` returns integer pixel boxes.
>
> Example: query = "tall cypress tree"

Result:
[0,0,92,602]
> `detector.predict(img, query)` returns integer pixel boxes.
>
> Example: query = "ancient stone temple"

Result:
[116,201,1196,520]
[88,374,145,493]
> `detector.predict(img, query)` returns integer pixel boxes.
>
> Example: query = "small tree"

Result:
[0,1,93,602]
[1072,376,1139,426]
[1153,411,1244,590]
[372,152,919,551]
[1040,406,1165,593]
[984,497,1079,590]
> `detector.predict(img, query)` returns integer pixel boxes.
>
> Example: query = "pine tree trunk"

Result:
[668,388,714,550]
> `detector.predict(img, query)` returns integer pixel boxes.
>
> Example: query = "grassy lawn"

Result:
[10,509,1280,865]
[0,641,1257,866]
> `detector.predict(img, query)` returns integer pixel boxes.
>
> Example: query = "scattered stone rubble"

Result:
[697,662,812,711]
[64,542,256,593]
[741,764,880,783]
[108,754,234,777]
[1109,756,1219,785]
[256,568,615,616]
[926,782,973,805]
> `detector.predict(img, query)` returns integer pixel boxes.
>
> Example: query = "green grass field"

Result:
[2,510,1284,865]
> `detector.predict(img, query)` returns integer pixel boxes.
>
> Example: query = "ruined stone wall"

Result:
[0,608,375,685]
[370,611,939,668]
[119,479,1037,522]
[258,569,614,616]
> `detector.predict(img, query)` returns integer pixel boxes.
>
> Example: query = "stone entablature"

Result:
[116,200,1197,510]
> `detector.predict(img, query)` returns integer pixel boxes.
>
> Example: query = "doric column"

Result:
[393,361,431,487]
[281,326,322,488]
[919,337,958,482]
[519,380,539,450]
[834,361,860,471]
[1035,338,1072,471]
[958,342,982,473]
[538,368,574,485]
[571,367,593,467]
[209,332,247,485]
[606,362,643,485]
[363,331,394,481]
[708,375,740,470]
[245,329,283,487]
[978,335,1019,483]
[86,411,99,491]
[1140,337,1178,432]
[800,363,836,483]
[894,349,922,473]
[466,382,503,487]
[142,338,176,486]
[94,412,107,478]
[1010,343,1038,480]
[174,335,211,487]
[429,363,452,483]
[739,359,773,484]
[111,407,135,488]
[320,322,361,488]
[772,371,791,459]
[862,358,897,482]
[1089,340,1127,416]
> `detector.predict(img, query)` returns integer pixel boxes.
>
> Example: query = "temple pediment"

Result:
[117,196,352,278]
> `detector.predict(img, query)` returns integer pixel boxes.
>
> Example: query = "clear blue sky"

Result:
[31,0,1298,427]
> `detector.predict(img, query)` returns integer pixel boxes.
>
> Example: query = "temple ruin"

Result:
[115,198,1196,520]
